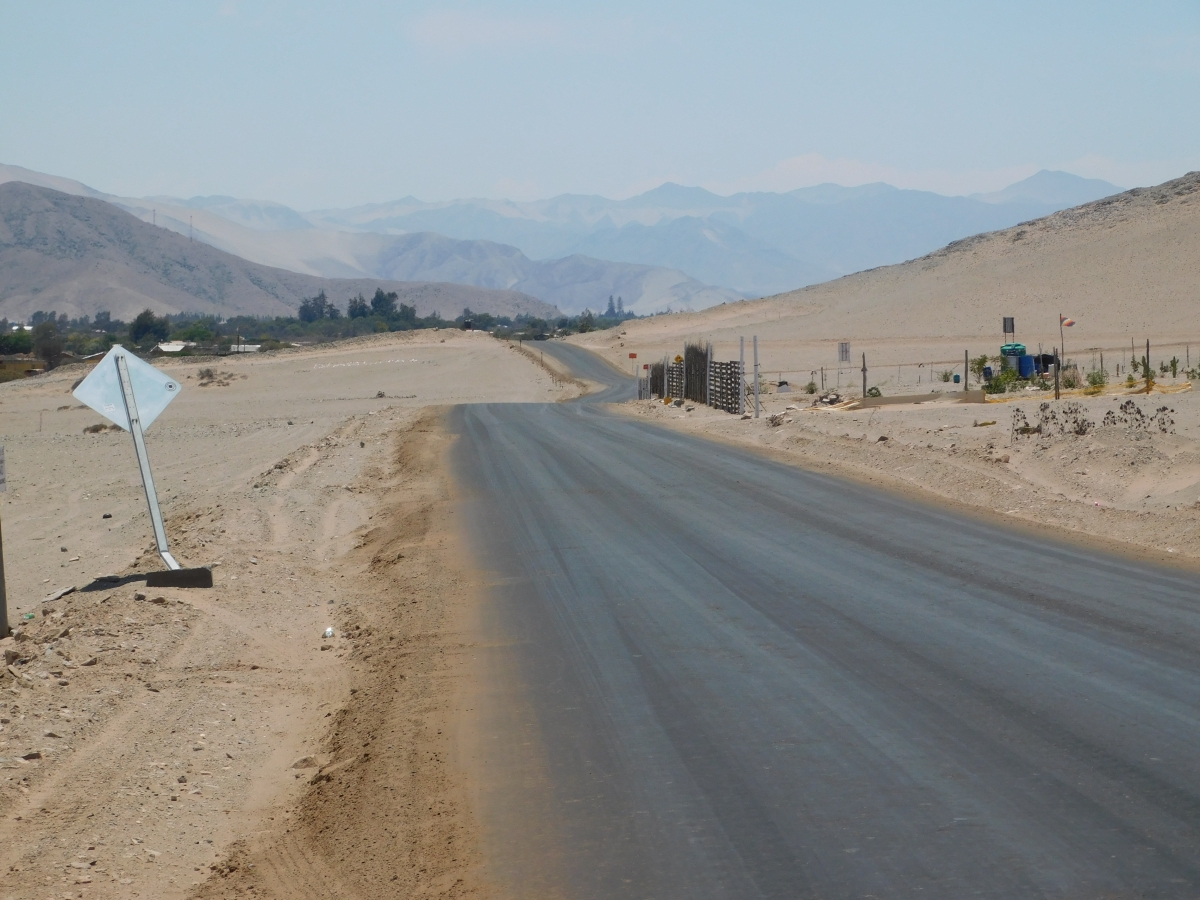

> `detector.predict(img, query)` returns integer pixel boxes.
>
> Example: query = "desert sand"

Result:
[0,330,572,899]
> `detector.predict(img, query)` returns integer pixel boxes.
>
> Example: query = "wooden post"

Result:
[1054,349,1061,400]
[753,335,760,418]
[964,349,969,391]
[738,339,745,415]
[706,343,712,407]
[861,352,868,398]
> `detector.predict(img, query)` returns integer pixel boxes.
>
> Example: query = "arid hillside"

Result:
[574,172,1200,375]
[0,181,559,321]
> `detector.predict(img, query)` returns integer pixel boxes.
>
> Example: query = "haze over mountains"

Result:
[579,171,1200,364]
[0,182,558,322]
[0,163,1122,316]
[313,170,1122,297]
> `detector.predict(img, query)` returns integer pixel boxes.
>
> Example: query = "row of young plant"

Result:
[973,352,1195,395]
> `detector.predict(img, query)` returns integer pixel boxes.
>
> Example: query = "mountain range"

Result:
[0,164,1123,315]
[309,171,1122,297]
[0,182,558,322]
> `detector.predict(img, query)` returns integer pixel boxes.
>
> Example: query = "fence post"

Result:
[861,353,867,398]
[753,335,760,418]
[706,343,712,407]
[964,349,969,392]
[740,337,746,415]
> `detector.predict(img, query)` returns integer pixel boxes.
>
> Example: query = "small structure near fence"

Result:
[639,341,746,415]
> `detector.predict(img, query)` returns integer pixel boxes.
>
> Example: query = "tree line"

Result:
[2,290,642,371]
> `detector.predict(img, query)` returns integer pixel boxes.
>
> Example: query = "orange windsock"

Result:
[1060,317,1075,327]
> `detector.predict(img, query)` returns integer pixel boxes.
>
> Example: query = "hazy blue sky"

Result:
[2,1,1198,207]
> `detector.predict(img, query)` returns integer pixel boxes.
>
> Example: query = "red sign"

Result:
[629,353,637,358]
[643,364,649,369]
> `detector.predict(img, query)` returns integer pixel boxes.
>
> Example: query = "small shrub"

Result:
[198,367,216,382]
[1125,373,1136,387]
[939,370,953,383]
[805,381,817,394]
[866,386,882,397]
[1102,400,1175,433]
[1061,370,1080,389]
[83,423,106,434]
[984,367,1020,394]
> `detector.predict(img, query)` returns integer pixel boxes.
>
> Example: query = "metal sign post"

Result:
[73,346,211,588]
[0,446,7,636]
[116,355,179,571]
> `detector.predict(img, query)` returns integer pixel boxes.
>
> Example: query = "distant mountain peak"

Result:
[971,170,1122,206]
[624,182,723,208]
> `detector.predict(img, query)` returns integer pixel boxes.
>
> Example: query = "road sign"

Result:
[71,347,208,586]
[629,353,637,358]
[74,345,180,431]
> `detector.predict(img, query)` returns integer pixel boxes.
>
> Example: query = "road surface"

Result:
[449,342,1200,899]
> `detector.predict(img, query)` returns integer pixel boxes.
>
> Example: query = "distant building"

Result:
[152,341,197,354]
[229,344,261,353]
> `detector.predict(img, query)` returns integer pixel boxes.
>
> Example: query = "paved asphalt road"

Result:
[450,342,1200,899]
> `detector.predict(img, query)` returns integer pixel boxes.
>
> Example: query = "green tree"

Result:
[31,321,65,369]
[298,291,332,322]
[0,330,32,355]
[371,288,397,317]
[578,309,596,333]
[347,294,370,318]
[129,309,170,347]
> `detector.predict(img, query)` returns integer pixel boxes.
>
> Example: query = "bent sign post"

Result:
[0,447,7,635]
[73,346,212,588]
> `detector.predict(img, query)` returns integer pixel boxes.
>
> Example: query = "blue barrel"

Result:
[1018,355,1035,378]
[953,373,961,384]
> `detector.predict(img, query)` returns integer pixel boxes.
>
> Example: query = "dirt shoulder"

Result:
[616,386,1200,570]
[0,330,554,898]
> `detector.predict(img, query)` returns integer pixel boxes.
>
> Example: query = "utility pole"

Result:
[706,343,712,408]
[753,335,760,418]
[1054,349,1061,400]
[739,337,745,415]
[861,353,867,398]
[964,349,969,391]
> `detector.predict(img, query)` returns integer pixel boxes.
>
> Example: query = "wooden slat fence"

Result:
[708,359,745,414]
[666,362,684,398]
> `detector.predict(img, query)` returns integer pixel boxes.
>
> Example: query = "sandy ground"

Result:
[617,380,1200,570]
[0,330,566,899]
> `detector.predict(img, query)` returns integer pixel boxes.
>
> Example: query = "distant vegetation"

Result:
[2,291,640,368]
